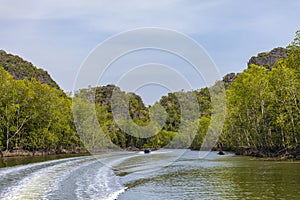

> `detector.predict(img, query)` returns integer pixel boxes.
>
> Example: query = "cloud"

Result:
[1,0,299,36]
[0,0,229,34]
[0,0,299,93]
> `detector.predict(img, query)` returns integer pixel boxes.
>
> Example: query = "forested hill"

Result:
[1,30,300,159]
[221,30,300,159]
[0,51,81,156]
[222,47,289,88]
[0,50,60,89]
[248,47,289,70]
[73,85,211,150]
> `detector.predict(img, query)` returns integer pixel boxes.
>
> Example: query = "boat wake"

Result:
[0,153,138,200]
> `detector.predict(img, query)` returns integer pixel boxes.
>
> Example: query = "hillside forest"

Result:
[1,30,300,158]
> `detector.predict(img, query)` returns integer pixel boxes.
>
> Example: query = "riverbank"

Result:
[2,145,300,161]
[233,146,300,160]
[0,148,89,158]
[190,146,300,160]
[0,152,91,168]
[0,149,91,168]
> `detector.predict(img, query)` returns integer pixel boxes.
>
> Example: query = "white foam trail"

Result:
[42,159,102,199]
[104,188,127,200]
[75,154,140,200]
[137,149,174,155]
[0,156,86,177]
[0,156,95,200]
[0,152,146,200]
[150,150,173,154]
[76,164,124,200]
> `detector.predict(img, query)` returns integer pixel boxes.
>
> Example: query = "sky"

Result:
[0,0,300,104]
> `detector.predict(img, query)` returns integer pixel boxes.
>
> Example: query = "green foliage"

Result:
[2,30,300,154]
[257,52,268,57]
[0,50,60,89]
[288,30,300,48]
[222,32,300,149]
[0,67,81,152]
[284,30,300,72]
[72,84,212,150]
[70,29,300,152]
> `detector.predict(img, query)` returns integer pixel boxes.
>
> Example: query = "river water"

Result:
[0,150,299,199]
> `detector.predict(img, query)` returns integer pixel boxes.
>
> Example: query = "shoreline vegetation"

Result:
[1,31,300,162]
[2,146,300,161]
[0,151,91,168]
[0,148,89,158]
[228,146,300,160]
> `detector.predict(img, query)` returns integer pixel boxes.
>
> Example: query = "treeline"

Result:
[1,30,300,156]
[0,67,82,154]
[221,31,300,153]
[73,85,212,151]
[74,30,300,152]
[0,50,60,89]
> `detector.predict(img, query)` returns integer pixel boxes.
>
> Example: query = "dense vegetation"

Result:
[221,30,300,157]
[0,67,82,155]
[73,30,300,156]
[73,85,212,151]
[1,30,300,158]
[0,50,60,89]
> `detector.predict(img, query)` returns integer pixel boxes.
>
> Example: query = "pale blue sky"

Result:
[0,0,300,104]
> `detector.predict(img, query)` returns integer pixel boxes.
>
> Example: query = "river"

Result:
[0,150,299,199]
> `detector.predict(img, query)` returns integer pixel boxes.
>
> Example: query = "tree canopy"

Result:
[1,30,300,155]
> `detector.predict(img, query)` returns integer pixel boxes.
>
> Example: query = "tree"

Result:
[223,65,270,147]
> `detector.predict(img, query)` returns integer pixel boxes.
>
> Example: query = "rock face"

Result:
[248,47,288,69]
[223,73,237,85]
[0,50,60,89]
[222,47,288,88]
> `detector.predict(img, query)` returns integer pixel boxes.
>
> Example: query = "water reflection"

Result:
[118,151,300,200]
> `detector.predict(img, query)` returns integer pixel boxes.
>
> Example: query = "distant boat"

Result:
[144,148,151,154]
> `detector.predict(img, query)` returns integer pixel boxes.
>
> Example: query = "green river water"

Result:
[0,150,299,199]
